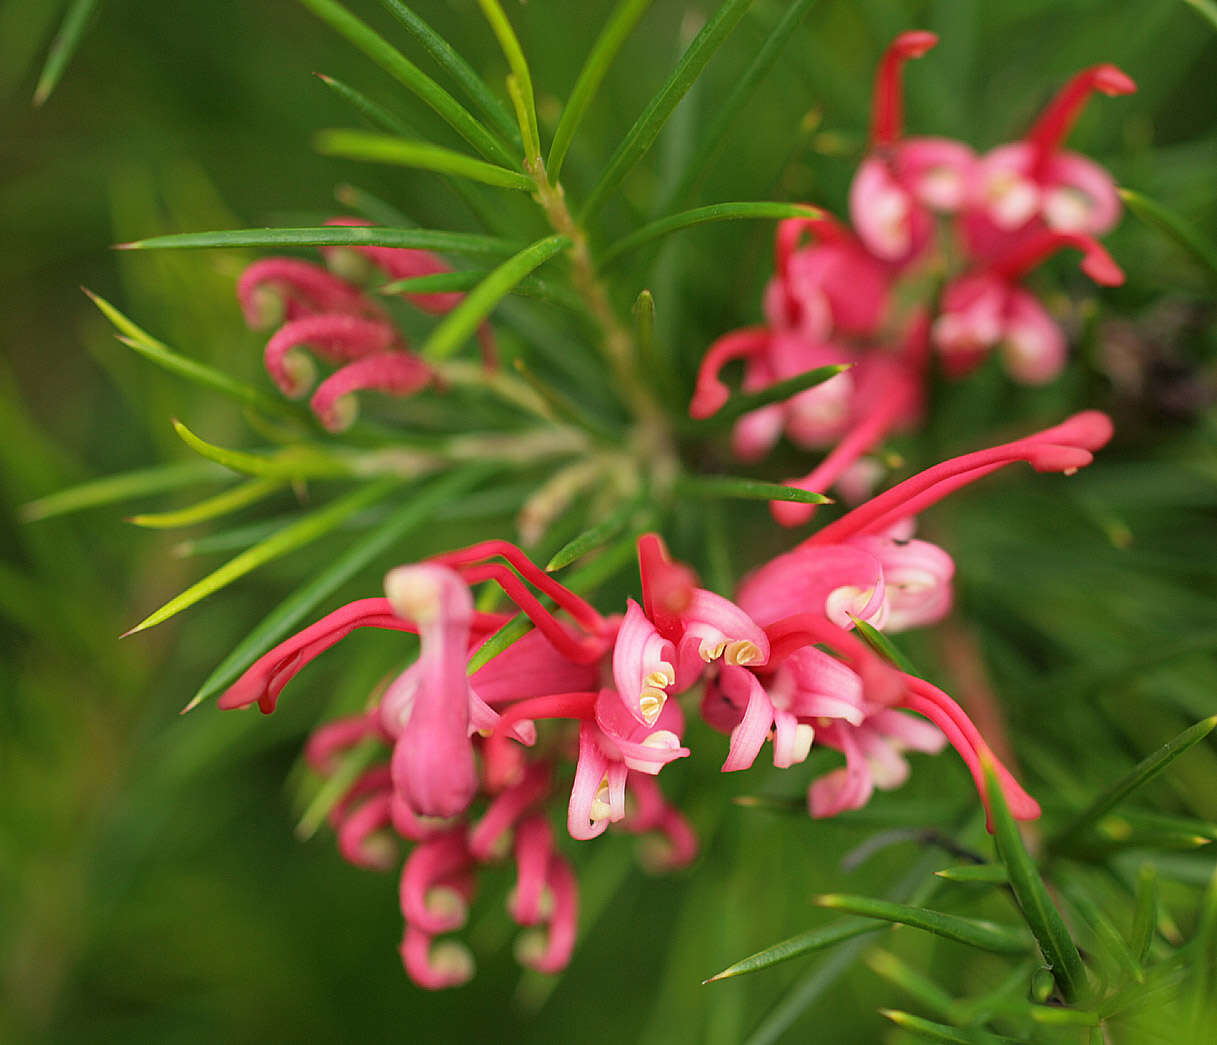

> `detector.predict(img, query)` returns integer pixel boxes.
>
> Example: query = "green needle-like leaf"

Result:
[377,0,520,147]
[380,270,582,310]
[700,364,853,425]
[813,895,1029,954]
[171,420,365,480]
[598,202,820,267]
[547,0,653,182]
[1119,188,1217,282]
[1182,0,1217,34]
[879,1011,1010,1044]
[546,500,637,571]
[1048,715,1217,855]
[851,618,917,674]
[124,478,403,637]
[703,918,882,982]
[20,461,225,523]
[580,0,755,220]
[865,950,958,1020]
[934,864,1010,884]
[475,0,540,161]
[465,614,532,676]
[674,475,832,505]
[295,0,517,167]
[1130,864,1159,964]
[128,478,286,529]
[315,73,413,136]
[665,0,820,207]
[315,129,534,189]
[33,0,99,106]
[985,758,1088,1003]
[1029,1007,1100,1026]
[184,466,492,710]
[115,225,521,258]
[296,736,383,839]
[420,234,570,360]
[84,290,304,420]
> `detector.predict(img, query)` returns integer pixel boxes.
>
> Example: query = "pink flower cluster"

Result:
[220,410,1112,987]
[236,217,495,431]
[690,32,1133,523]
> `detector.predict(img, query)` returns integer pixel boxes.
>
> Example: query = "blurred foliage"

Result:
[2,0,1216,1042]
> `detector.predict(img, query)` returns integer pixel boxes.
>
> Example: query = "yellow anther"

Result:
[724,639,761,666]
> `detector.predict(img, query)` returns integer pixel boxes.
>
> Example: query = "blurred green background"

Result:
[3,1,1216,1041]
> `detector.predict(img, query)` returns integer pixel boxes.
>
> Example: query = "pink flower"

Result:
[309,351,432,432]
[849,31,976,263]
[236,257,384,329]
[380,564,480,819]
[964,64,1136,258]
[933,229,1125,382]
[262,313,400,398]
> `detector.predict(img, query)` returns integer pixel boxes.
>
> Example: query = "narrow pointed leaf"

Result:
[377,0,520,146]
[704,918,881,982]
[1060,876,1144,984]
[297,736,383,839]
[934,864,1009,884]
[1029,1007,1100,1026]
[126,478,403,637]
[33,0,99,106]
[547,0,653,181]
[421,235,570,360]
[115,225,521,257]
[1130,864,1158,964]
[675,475,832,504]
[666,0,820,207]
[85,290,302,419]
[1119,188,1217,282]
[315,73,413,136]
[185,466,493,710]
[985,758,1088,1003]
[1187,864,1217,1032]
[813,894,1029,954]
[380,270,582,310]
[315,129,533,189]
[880,1011,1010,1044]
[296,0,516,166]
[851,617,917,674]
[475,0,539,161]
[20,461,224,523]
[1182,0,1217,32]
[546,499,637,571]
[702,363,854,425]
[1048,715,1217,855]
[129,477,286,529]
[865,950,957,1019]
[466,614,532,676]
[171,420,367,480]
[580,0,756,220]
[598,202,820,267]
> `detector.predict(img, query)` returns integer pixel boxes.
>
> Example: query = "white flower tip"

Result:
[385,566,442,623]
[425,886,469,927]
[429,940,476,986]
[281,350,317,399]
[513,929,548,970]
[319,394,359,433]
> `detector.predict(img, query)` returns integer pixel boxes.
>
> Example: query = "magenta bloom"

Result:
[849,31,976,264]
[964,64,1136,258]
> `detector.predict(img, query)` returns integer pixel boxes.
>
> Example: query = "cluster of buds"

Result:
[220,410,1112,987]
[690,31,1132,521]
[236,217,495,431]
